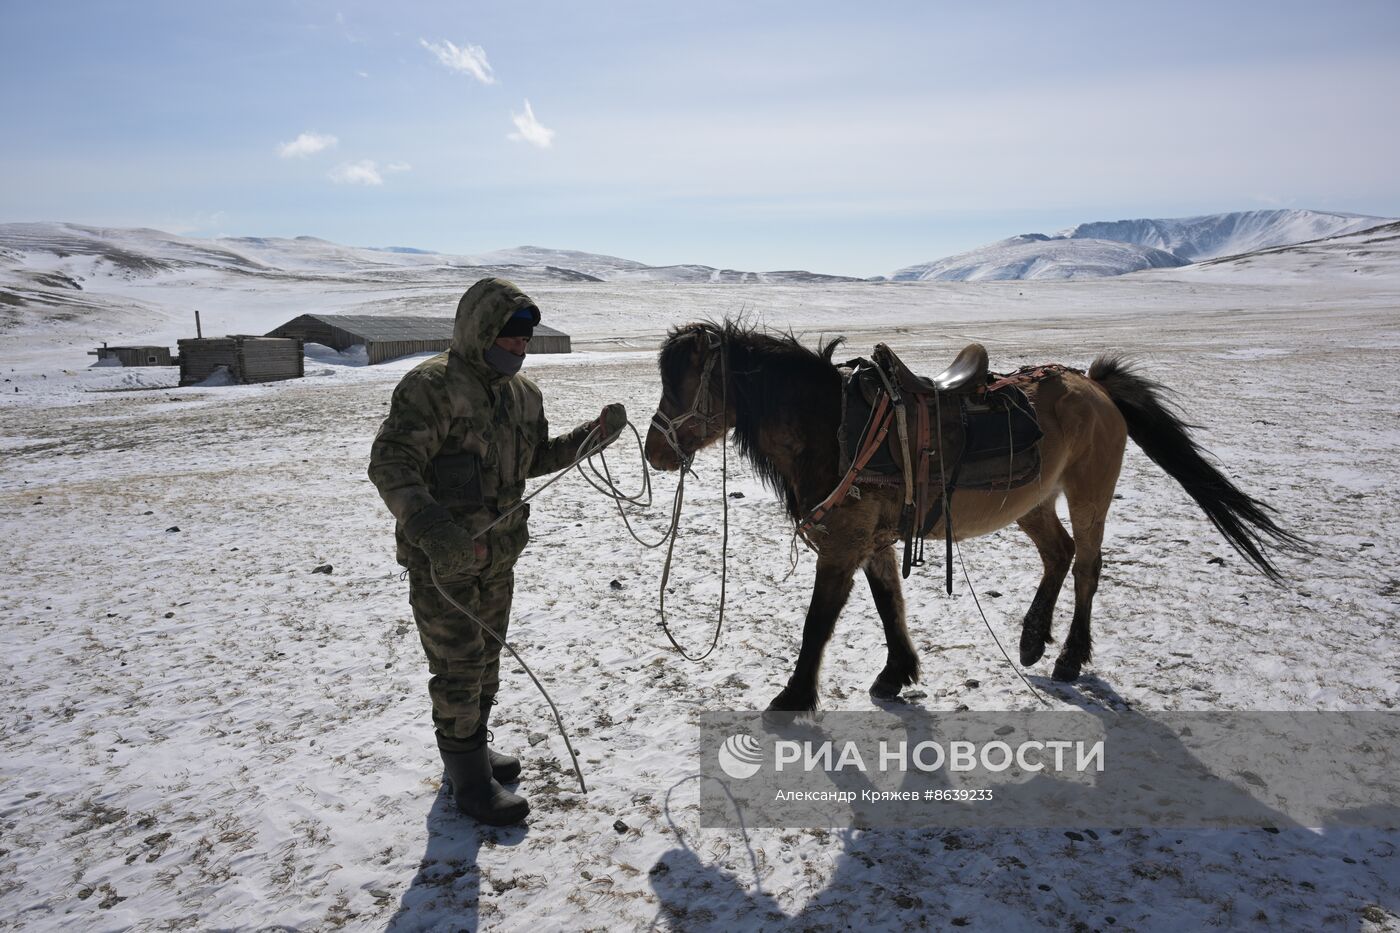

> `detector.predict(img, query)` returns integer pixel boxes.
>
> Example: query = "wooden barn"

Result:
[89,344,174,367]
[177,336,304,386]
[266,313,571,364]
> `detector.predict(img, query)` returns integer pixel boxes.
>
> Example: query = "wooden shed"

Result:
[89,344,174,367]
[177,336,304,386]
[266,313,571,364]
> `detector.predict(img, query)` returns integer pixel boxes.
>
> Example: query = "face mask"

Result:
[484,343,525,376]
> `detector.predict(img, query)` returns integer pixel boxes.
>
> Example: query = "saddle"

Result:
[802,342,1048,589]
[882,342,989,395]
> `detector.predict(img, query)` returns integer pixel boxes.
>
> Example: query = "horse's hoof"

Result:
[1019,637,1046,667]
[1051,659,1081,683]
[762,707,799,730]
[869,678,903,701]
[766,689,816,714]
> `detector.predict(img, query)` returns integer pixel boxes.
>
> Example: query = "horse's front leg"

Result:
[768,556,859,713]
[864,546,920,700]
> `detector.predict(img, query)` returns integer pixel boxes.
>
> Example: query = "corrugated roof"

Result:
[292,314,567,341]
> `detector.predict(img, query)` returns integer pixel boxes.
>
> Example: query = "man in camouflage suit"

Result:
[369,277,625,825]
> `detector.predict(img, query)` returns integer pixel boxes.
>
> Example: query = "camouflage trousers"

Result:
[407,566,514,742]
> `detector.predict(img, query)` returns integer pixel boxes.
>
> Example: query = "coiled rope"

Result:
[431,398,733,794]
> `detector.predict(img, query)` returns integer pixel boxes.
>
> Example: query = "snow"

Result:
[305,342,370,367]
[1,224,1399,930]
[891,209,1395,282]
[1165,220,1400,284]
[1061,209,1392,262]
[890,236,1188,282]
[0,224,863,298]
[195,365,235,387]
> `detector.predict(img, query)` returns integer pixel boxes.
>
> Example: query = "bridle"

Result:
[646,329,731,662]
[649,332,726,470]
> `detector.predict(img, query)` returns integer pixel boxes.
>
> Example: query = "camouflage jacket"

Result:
[368,278,591,575]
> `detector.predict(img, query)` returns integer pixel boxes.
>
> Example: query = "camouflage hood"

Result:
[450,278,540,372]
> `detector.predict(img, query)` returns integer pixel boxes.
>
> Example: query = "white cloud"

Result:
[334,11,361,43]
[420,38,495,84]
[508,100,554,149]
[278,132,338,159]
[329,160,384,186]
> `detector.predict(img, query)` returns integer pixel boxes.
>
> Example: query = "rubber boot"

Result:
[438,729,530,827]
[480,696,522,784]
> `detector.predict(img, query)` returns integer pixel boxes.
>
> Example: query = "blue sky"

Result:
[2,1,1398,277]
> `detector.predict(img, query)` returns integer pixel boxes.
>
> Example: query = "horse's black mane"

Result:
[659,320,844,519]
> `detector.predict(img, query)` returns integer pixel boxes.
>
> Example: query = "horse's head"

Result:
[646,322,732,471]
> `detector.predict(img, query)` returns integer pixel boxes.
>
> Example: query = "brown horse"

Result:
[644,321,1305,712]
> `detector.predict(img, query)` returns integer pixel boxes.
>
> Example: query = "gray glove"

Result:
[596,402,628,445]
[417,520,487,579]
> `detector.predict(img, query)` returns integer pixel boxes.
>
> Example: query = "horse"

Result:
[643,320,1305,713]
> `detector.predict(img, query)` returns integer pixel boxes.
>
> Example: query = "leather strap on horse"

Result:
[935,389,955,595]
[797,393,893,539]
[800,354,956,587]
[987,363,1083,393]
[911,393,931,574]
[868,360,921,577]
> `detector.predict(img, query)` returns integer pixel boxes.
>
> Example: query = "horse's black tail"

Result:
[1089,354,1309,582]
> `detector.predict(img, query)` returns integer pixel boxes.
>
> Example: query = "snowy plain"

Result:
[2,233,1399,931]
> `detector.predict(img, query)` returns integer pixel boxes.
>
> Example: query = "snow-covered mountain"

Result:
[1061,209,1391,262]
[891,209,1393,282]
[4,213,1397,342]
[0,222,862,299]
[1169,219,1400,282]
[0,222,877,355]
[889,234,1189,282]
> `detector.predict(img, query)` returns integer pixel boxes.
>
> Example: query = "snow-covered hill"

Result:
[1166,219,1400,282]
[889,234,1189,282]
[0,222,862,299]
[1062,209,1390,261]
[5,215,1399,359]
[892,209,1394,282]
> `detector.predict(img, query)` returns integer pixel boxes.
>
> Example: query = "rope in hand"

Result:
[426,421,637,797]
[428,404,731,794]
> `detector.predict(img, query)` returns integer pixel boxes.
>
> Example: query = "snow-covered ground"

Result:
[2,260,1399,930]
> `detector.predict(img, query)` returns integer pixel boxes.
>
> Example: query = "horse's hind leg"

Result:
[865,546,920,700]
[1052,455,1123,683]
[768,555,859,713]
[1016,499,1075,667]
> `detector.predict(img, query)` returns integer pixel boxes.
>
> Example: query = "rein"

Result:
[648,332,731,662]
